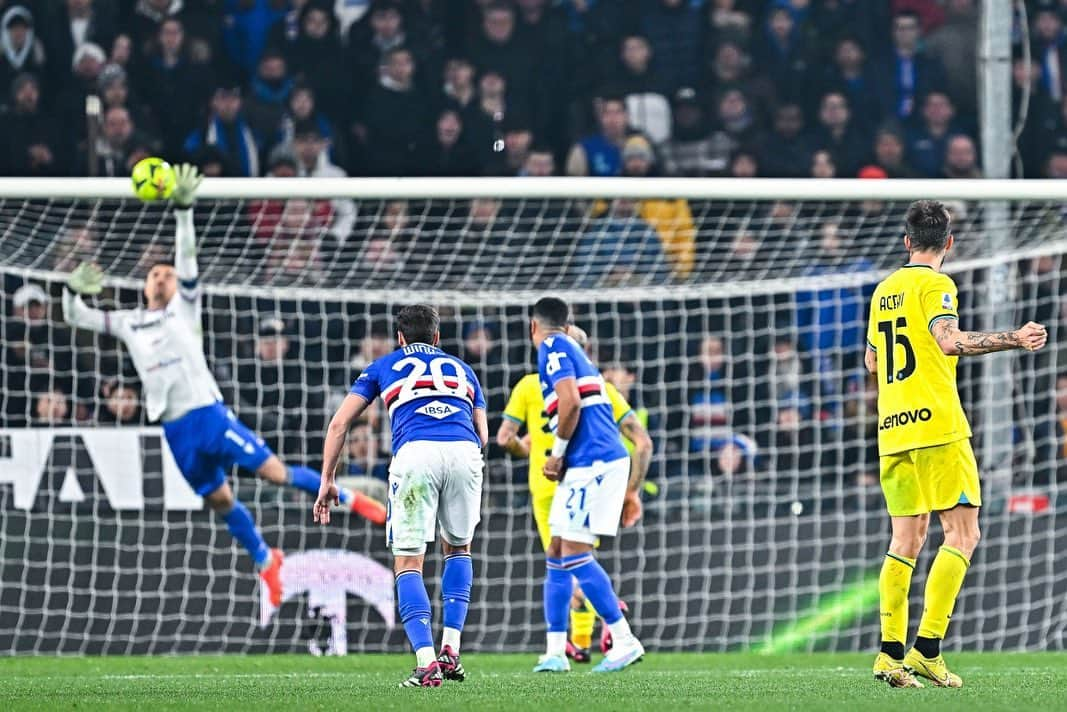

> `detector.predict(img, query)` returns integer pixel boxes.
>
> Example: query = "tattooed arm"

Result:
[931,318,1047,356]
[620,414,653,492]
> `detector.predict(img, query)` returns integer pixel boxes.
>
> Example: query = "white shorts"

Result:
[387,440,484,555]
[549,456,630,545]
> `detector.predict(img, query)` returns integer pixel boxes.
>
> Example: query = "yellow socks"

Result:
[879,552,917,649]
[918,546,970,641]
[570,601,596,649]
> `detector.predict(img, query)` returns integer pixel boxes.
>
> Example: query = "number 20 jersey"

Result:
[866,264,972,456]
[350,343,486,453]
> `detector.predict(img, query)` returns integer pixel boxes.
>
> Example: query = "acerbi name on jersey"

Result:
[879,407,934,431]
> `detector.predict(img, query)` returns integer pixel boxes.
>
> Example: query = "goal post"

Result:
[1,178,1065,655]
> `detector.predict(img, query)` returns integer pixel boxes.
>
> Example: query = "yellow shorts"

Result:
[880,439,982,517]
[532,489,555,551]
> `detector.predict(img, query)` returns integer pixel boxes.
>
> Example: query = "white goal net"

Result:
[1,178,1065,654]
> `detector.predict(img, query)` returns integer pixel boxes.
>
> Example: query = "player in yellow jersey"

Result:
[496,326,652,662]
[866,200,1047,688]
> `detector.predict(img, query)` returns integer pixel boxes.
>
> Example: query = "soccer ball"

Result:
[131,157,176,201]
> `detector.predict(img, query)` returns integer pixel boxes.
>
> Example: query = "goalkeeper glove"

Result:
[66,262,103,296]
[171,163,203,209]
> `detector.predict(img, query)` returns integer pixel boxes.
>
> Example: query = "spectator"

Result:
[424,108,480,176]
[440,55,476,112]
[127,0,186,61]
[1045,150,1067,179]
[49,223,100,272]
[483,114,532,176]
[222,0,286,77]
[520,144,555,176]
[286,119,355,242]
[1032,8,1067,103]
[759,103,809,178]
[85,105,147,176]
[924,0,977,116]
[462,68,509,167]
[45,0,117,90]
[56,41,107,133]
[810,148,836,178]
[345,420,389,480]
[184,79,261,176]
[32,388,70,426]
[0,73,65,176]
[620,135,696,279]
[468,1,534,111]
[705,0,752,49]
[872,125,919,178]
[244,49,293,149]
[6,284,75,404]
[755,5,809,102]
[714,88,759,151]
[660,87,732,177]
[809,91,869,178]
[906,91,962,178]
[99,379,141,424]
[284,3,347,120]
[355,45,428,176]
[703,40,776,123]
[138,18,209,157]
[729,150,758,178]
[882,10,946,122]
[942,134,980,178]
[347,0,410,98]
[573,198,667,287]
[1033,373,1067,485]
[238,316,324,459]
[0,6,46,95]
[617,34,671,144]
[687,334,732,453]
[461,321,501,384]
[820,36,889,125]
[641,0,701,93]
[277,84,343,166]
[567,93,631,176]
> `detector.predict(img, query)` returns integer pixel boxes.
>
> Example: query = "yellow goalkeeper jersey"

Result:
[503,373,634,497]
[866,264,972,456]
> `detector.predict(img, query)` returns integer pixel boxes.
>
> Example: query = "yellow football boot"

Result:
[873,652,924,688]
[904,648,963,688]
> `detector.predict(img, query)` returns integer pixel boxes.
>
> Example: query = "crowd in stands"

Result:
[0,0,1065,180]
[3,0,1067,515]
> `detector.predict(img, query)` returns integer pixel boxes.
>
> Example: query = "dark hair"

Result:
[292,118,323,139]
[532,297,570,329]
[397,304,440,345]
[905,199,951,252]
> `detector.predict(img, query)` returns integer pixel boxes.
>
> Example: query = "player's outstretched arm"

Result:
[171,164,203,298]
[620,413,652,528]
[931,318,1047,356]
[314,393,371,525]
[62,262,109,333]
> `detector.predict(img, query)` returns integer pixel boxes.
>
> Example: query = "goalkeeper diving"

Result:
[497,325,651,662]
[866,200,1047,689]
[61,164,386,608]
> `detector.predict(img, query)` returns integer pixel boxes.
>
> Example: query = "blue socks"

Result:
[221,501,270,566]
[441,553,473,633]
[544,557,572,633]
[563,553,622,625]
[288,465,349,505]
[396,570,435,658]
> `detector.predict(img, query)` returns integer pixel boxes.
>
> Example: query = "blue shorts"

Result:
[162,402,274,496]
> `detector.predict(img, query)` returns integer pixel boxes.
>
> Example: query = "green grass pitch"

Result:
[1,652,1065,711]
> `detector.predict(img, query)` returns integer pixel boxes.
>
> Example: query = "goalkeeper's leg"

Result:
[203,483,283,607]
[257,456,386,524]
[906,505,978,688]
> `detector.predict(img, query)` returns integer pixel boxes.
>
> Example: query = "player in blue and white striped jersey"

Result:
[61,164,385,612]
[530,296,645,674]
[315,304,489,688]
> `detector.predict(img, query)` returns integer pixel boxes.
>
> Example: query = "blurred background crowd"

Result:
[1,0,1067,180]
[3,0,1067,517]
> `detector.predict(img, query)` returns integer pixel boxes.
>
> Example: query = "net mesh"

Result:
[1,191,1066,654]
